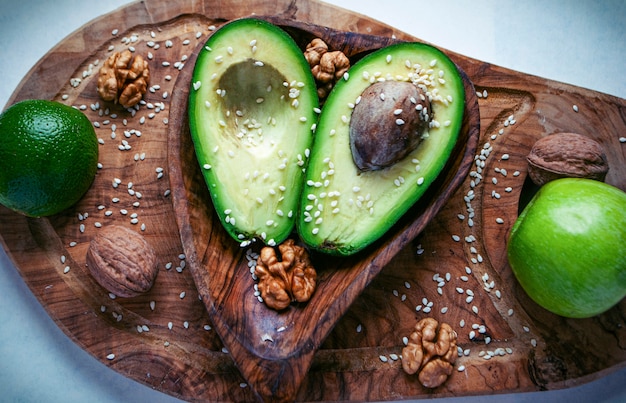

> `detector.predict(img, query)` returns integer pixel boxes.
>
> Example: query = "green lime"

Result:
[0,99,99,217]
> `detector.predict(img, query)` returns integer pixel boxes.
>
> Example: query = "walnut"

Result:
[304,38,328,67]
[97,50,150,108]
[527,132,609,186]
[254,239,316,310]
[401,317,458,388]
[86,225,158,297]
[304,38,350,99]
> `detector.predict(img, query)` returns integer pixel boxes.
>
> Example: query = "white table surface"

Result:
[0,1,624,402]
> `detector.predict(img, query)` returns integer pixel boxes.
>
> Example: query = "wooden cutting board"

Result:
[1,0,624,402]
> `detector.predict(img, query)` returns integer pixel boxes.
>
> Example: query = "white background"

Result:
[0,1,625,402]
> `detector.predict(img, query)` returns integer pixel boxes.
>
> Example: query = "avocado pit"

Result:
[349,80,432,172]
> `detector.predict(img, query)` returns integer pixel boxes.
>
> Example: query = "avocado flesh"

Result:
[298,42,465,256]
[189,19,318,247]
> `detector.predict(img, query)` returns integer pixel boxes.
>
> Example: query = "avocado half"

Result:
[188,18,319,247]
[297,42,465,256]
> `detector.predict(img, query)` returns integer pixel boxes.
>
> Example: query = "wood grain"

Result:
[0,0,625,402]
[167,17,479,401]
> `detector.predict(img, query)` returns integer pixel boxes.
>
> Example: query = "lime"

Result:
[0,99,99,217]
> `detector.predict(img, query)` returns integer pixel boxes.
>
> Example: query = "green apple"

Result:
[507,178,626,318]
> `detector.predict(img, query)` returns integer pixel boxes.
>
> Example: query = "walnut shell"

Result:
[86,225,158,297]
[527,132,609,186]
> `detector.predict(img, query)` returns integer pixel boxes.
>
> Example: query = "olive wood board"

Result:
[0,0,625,402]
[167,15,481,401]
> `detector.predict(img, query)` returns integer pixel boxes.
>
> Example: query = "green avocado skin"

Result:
[297,42,466,256]
[188,18,318,247]
[507,178,626,318]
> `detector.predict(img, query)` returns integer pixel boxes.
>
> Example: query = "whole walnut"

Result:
[527,132,609,186]
[86,225,158,297]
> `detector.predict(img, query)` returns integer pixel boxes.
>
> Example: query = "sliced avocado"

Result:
[188,18,319,247]
[297,42,465,256]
